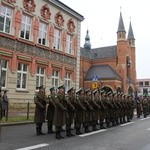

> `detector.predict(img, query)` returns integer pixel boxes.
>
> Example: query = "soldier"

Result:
[34,85,47,136]
[136,96,142,118]
[142,94,148,118]
[92,89,101,130]
[83,88,93,133]
[75,88,86,135]
[65,87,76,137]
[0,87,2,133]
[98,90,107,129]
[53,85,67,139]
[46,87,56,134]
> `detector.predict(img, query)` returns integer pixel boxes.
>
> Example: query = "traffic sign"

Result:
[92,82,98,89]
[92,75,98,82]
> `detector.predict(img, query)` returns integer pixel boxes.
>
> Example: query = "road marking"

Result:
[147,128,150,131]
[15,143,49,150]
[140,117,150,121]
[78,129,107,137]
[119,122,134,127]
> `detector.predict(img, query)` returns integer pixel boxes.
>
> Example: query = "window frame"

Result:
[53,29,61,51]
[0,5,13,34]
[52,70,59,88]
[36,66,45,90]
[20,14,31,40]
[66,34,73,54]
[38,22,47,46]
[17,63,28,90]
[65,72,71,92]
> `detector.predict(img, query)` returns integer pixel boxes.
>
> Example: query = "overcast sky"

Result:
[61,0,150,79]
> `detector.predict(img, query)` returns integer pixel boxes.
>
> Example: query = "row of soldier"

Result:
[34,85,135,139]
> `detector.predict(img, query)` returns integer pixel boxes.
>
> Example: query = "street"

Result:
[0,116,150,150]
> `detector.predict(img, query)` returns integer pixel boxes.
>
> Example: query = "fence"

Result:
[2,102,35,122]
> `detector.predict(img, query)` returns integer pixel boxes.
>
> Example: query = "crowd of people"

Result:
[34,85,145,139]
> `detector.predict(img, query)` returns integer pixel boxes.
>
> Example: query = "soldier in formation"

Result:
[35,86,150,140]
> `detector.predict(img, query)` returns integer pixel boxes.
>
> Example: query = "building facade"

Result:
[137,79,150,96]
[0,0,84,103]
[80,12,137,95]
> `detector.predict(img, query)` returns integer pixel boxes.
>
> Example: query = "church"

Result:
[80,12,137,95]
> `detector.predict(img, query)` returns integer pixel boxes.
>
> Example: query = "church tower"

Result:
[84,30,91,50]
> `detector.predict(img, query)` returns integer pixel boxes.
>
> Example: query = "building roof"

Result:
[117,12,126,32]
[127,21,135,40]
[80,45,117,60]
[84,64,122,81]
[50,0,84,21]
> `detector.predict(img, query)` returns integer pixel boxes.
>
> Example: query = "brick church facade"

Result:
[80,12,137,95]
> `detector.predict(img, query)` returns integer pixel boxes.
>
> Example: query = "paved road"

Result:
[0,116,150,150]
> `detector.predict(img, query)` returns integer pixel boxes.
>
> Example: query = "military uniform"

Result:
[142,96,148,118]
[53,85,67,139]
[75,88,86,135]
[46,87,56,134]
[65,87,75,137]
[34,86,47,135]
[136,97,142,118]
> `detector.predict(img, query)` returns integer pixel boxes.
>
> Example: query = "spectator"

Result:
[2,90,9,117]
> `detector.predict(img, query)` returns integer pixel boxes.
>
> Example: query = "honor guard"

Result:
[46,87,56,134]
[34,85,47,135]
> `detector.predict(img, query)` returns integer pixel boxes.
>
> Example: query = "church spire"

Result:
[117,12,126,41]
[127,21,135,47]
[84,30,91,50]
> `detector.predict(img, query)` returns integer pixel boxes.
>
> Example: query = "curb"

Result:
[1,121,34,127]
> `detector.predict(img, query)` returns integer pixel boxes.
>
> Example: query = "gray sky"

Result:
[61,0,150,79]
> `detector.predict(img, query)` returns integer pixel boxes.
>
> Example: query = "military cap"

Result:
[100,90,105,95]
[76,87,84,94]
[49,87,55,92]
[112,92,117,96]
[58,85,65,90]
[93,89,98,95]
[85,88,91,94]
[107,91,112,96]
[38,85,44,89]
[123,94,126,98]
[67,87,74,93]
[127,95,130,98]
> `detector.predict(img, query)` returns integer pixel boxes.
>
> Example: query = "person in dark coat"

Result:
[46,87,56,134]
[53,85,67,139]
[65,87,75,137]
[2,90,9,117]
[34,85,47,135]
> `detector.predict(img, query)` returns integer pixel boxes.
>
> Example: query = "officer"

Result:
[46,87,56,134]
[34,85,47,135]
[142,94,148,118]
[53,85,67,139]
[65,87,75,137]
[75,88,86,135]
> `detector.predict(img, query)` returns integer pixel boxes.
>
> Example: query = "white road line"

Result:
[140,117,150,121]
[119,122,134,127]
[147,128,150,131]
[15,143,49,150]
[78,129,107,137]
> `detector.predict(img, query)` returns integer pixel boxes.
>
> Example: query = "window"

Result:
[38,22,47,45]
[139,82,143,86]
[65,73,71,92]
[66,34,72,54]
[52,70,59,88]
[145,81,149,86]
[54,29,61,50]
[0,5,12,33]
[0,59,7,88]
[36,67,44,90]
[143,88,148,95]
[20,15,31,40]
[17,63,28,89]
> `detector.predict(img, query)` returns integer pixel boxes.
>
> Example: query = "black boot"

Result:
[100,122,106,129]
[55,131,61,139]
[66,129,71,137]
[69,129,75,136]
[36,127,41,136]
[48,126,54,134]
[93,125,97,131]
[39,123,45,135]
